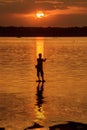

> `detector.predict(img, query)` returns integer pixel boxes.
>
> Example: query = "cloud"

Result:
[0,0,87,26]
[0,0,18,4]
[35,0,87,8]
[0,0,34,13]
[0,0,87,14]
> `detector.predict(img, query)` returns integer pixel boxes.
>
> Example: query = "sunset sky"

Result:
[0,0,87,27]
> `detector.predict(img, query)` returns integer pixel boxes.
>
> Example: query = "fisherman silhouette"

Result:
[35,53,46,82]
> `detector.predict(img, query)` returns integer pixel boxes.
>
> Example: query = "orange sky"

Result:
[0,0,87,27]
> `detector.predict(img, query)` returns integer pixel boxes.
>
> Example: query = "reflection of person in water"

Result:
[35,53,46,82]
[24,82,45,130]
[36,82,44,111]
[35,82,45,123]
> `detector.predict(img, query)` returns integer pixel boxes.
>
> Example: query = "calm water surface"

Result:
[0,37,87,130]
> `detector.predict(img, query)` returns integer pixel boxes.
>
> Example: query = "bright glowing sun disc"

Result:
[36,12,44,18]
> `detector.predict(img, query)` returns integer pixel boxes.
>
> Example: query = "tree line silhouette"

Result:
[0,26,87,37]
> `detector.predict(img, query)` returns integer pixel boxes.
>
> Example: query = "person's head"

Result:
[39,53,42,58]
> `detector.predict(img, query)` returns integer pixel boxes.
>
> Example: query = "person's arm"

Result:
[43,58,47,62]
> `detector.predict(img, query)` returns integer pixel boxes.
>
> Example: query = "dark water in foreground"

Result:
[0,37,87,130]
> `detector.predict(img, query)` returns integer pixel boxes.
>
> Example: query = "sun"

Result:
[36,11,45,18]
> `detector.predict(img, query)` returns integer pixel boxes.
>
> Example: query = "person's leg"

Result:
[41,70,44,81]
[37,70,40,81]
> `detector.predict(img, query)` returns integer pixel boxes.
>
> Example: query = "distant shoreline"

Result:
[0,26,87,37]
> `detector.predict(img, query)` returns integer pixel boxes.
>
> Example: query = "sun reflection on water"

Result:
[36,37,44,58]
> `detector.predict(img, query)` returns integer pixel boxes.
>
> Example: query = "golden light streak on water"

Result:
[35,106,45,122]
[36,37,44,58]
[35,128,49,130]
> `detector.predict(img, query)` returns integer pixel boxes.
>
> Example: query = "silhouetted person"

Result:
[35,53,46,82]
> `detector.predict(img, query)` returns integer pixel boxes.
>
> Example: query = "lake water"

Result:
[0,37,87,130]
